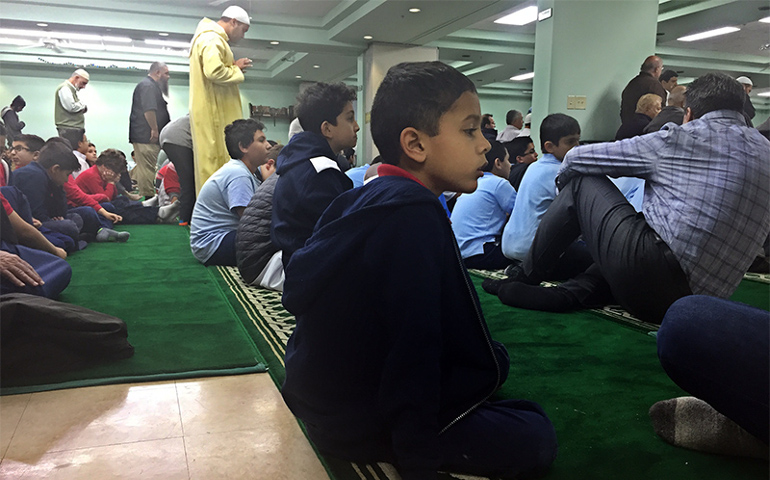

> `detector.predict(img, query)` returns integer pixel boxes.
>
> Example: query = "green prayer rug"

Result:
[0,225,266,396]
[214,264,769,480]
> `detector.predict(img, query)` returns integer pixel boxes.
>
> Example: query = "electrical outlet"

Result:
[575,95,587,110]
[567,95,576,109]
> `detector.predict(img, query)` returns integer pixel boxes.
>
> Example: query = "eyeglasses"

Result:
[11,145,33,152]
[523,149,537,156]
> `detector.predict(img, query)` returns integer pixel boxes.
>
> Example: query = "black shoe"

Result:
[482,276,516,295]
[481,264,537,296]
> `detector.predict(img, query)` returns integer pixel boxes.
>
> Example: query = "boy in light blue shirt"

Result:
[451,140,516,269]
[190,119,272,266]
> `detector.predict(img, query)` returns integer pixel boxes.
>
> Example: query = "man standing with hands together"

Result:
[189,5,253,193]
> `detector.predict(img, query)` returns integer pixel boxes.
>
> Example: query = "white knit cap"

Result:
[73,68,90,80]
[222,6,250,25]
[523,113,532,125]
[735,76,753,86]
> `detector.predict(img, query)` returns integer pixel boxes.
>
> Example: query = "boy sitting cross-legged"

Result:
[281,61,557,480]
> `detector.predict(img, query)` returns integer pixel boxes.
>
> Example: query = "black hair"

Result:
[295,82,356,136]
[15,134,45,152]
[224,118,266,159]
[38,139,80,171]
[504,136,534,161]
[481,114,494,129]
[59,128,86,151]
[540,113,580,151]
[371,61,476,165]
[684,72,744,119]
[659,69,678,83]
[506,109,522,125]
[11,95,25,109]
[95,148,127,172]
[483,140,507,172]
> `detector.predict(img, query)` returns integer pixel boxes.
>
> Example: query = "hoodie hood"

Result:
[190,18,227,55]
[276,131,336,175]
[282,175,445,314]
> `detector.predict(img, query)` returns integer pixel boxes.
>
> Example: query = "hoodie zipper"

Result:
[439,232,502,435]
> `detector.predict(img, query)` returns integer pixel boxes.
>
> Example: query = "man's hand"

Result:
[150,129,159,143]
[235,58,252,71]
[52,216,64,221]
[0,250,43,287]
[32,217,42,228]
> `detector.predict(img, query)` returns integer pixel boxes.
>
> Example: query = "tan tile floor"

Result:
[0,374,330,479]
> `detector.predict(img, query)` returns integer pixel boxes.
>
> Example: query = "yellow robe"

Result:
[188,18,245,193]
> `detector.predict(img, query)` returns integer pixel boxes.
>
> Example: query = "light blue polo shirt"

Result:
[502,153,561,261]
[190,159,259,263]
[451,172,516,259]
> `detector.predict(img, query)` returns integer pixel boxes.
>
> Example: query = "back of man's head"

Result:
[95,148,127,172]
[505,136,533,162]
[17,134,44,153]
[11,95,25,109]
[540,114,580,151]
[371,61,476,165]
[685,73,744,119]
[149,61,167,75]
[295,82,356,137]
[224,118,265,159]
[59,128,85,151]
[38,138,80,171]
[506,109,522,126]
[636,94,662,117]
[641,56,662,74]
[668,86,687,108]
[483,141,507,172]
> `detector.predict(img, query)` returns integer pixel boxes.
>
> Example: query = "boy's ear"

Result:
[683,107,693,124]
[32,151,40,161]
[320,120,334,140]
[239,142,249,155]
[543,140,556,154]
[399,127,428,164]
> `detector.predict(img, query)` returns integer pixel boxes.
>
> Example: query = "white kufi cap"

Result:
[735,76,753,86]
[73,68,90,80]
[222,6,250,25]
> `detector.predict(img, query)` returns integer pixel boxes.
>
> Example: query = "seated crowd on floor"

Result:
[1,55,768,479]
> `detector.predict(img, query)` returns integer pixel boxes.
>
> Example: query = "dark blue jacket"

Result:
[10,162,67,221]
[271,131,353,265]
[281,174,508,479]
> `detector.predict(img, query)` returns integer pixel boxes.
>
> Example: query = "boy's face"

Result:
[420,91,490,195]
[547,134,580,161]
[11,141,37,169]
[517,142,538,165]
[493,150,512,180]
[242,129,271,166]
[86,145,97,163]
[325,101,359,153]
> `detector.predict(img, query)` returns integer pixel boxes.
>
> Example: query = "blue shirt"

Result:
[502,153,561,260]
[345,164,369,188]
[560,109,770,298]
[190,159,259,263]
[451,172,516,258]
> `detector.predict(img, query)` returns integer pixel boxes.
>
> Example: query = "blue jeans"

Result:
[657,295,769,443]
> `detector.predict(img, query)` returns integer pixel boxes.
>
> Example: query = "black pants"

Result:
[522,175,691,323]
[162,143,195,223]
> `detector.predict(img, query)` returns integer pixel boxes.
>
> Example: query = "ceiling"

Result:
[0,0,768,100]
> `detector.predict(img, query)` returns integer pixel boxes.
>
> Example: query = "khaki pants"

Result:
[131,143,161,197]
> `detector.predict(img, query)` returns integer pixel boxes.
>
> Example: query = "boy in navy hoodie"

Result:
[281,62,557,480]
[271,82,358,266]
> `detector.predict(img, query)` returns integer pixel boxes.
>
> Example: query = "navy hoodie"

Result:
[271,131,353,265]
[281,173,508,479]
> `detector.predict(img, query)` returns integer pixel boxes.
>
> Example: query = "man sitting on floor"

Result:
[190,119,272,266]
[491,72,770,324]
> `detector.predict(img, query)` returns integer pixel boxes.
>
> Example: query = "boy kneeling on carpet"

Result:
[280,61,557,480]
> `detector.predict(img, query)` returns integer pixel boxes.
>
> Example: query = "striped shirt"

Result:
[559,109,770,298]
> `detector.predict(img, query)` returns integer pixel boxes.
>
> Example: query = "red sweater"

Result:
[64,174,109,212]
[157,163,180,196]
[75,165,117,201]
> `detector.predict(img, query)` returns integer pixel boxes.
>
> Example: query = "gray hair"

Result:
[149,62,167,74]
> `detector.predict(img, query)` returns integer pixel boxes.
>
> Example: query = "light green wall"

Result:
[0,65,300,152]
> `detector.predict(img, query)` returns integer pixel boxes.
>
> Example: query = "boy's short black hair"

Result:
[224,118,266,159]
[11,95,26,109]
[295,82,357,136]
[659,69,678,83]
[481,114,494,129]
[540,113,580,151]
[371,61,476,165]
[96,148,128,172]
[685,72,744,119]
[38,138,80,171]
[59,128,86,151]
[16,134,45,152]
[504,136,533,160]
[483,140,507,172]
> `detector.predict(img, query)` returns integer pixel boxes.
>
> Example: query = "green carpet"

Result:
[215,265,769,480]
[0,225,266,396]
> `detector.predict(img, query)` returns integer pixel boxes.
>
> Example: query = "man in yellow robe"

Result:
[188,5,252,193]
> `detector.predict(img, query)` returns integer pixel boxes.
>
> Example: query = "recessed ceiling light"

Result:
[37,23,48,27]
[295,75,302,79]
[759,16,770,23]
[495,6,538,26]
[159,32,169,37]
[270,41,280,45]
[510,72,535,81]
[363,35,373,40]
[409,8,421,13]
[758,91,770,97]
[677,26,740,42]
[313,65,320,68]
